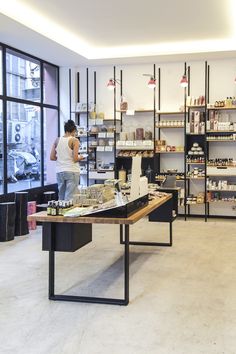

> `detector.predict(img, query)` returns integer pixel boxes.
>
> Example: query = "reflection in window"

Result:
[43,63,58,106]
[0,100,3,194]
[6,49,41,102]
[7,102,41,193]
[44,108,58,185]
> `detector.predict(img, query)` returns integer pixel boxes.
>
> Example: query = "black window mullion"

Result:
[40,61,44,187]
[2,46,7,194]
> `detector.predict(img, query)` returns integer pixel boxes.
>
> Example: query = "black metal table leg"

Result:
[120,224,123,244]
[124,225,129,305]
[47,222,130,306]
[48,223,55,299]
[49,250,55,299]
[169,221,172,246]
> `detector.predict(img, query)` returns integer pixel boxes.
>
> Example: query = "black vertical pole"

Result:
[187,65,191,218]
[184,62,187,220]
[57,66,60,136]
[86,68,89,186]
[204,61,208,221]
[94,71,96,171]
[76,72,80,125]
[69,69,72,120]
[114,66,117,178]
[2,46,7,194]
[40,61,44,186]
[153,64,156,182]
[157,67,161,174]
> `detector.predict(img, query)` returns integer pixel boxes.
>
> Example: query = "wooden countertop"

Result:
[28,195,171,225]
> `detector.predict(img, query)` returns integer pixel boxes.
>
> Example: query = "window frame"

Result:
[0,42,60,195]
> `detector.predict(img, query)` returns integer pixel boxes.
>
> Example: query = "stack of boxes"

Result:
[186,111,205,134]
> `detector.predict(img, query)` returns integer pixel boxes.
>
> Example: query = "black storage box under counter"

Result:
[42,223,92,252]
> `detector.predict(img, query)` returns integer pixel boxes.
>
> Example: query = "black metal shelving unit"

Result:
[114,65,157,182]
[184,62,208,221]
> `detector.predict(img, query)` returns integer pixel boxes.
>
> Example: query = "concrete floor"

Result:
[0,218,236,354]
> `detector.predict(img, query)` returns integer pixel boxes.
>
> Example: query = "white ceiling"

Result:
[0,0,236,66]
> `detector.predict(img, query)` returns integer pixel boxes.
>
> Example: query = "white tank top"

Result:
[56,136,80,173]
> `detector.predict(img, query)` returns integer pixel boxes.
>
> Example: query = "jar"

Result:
[118,166,126,185]
[136,128,144,140]
[120,96,128,111]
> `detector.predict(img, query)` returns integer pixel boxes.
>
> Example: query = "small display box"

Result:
[87,194,149,218]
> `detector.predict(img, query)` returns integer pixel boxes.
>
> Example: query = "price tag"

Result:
[126,109,135,115]
[105,146,113,152]
[88,119,96,126]
[107,132,114,138]
[125,141,134,146]
[143,140,152,146]
[97,146,105,152]
[96,119,103,125]
[98,132,106,138]
[117,140,126,146]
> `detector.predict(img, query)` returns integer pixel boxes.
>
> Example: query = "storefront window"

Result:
[7,101,41,193]
[0,100,3,194]
[43,63,58,106]
[6,49,40,102]
[44,108,58,185]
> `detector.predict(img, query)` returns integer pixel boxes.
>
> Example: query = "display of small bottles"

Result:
[187,168,205,178]
[207,158,235,167]
[212,97,236,108]
[47,200,74,216]
[207,134,236,141]
[207,192,236,202]
[186,193,205,204]
[207,179,236,191]
[156,120,184,128]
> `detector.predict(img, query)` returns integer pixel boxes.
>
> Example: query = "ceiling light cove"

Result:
[1,1,236,61]
[0,0,92,58]
[89,39,236,59]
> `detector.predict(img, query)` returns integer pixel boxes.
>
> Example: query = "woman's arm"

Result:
[50,138,58,161]
[70,138,84,162]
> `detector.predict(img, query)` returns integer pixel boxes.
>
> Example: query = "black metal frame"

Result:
[48,223,130,306]
[119,222,172,247]
[0,41,60,195]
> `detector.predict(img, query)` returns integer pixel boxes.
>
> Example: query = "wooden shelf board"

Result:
[187,105,205,108]
[207,174,236,177]
[117,146,154,151]
[208,200,236,203]
[186,162,205,165]
[207,189,236,192]
[156,151,184,154]
[207,130,236,133]
[187,177,205,180]
[155,126,184,129]
[156,111,186,115]
[185,202,205,205]
[186,133,205,136]
[207,107,236,110]
[116,109,154,113]
[207,139,236,142]
[117,156,153,158]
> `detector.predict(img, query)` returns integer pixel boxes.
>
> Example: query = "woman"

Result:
[50,119,84,200]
